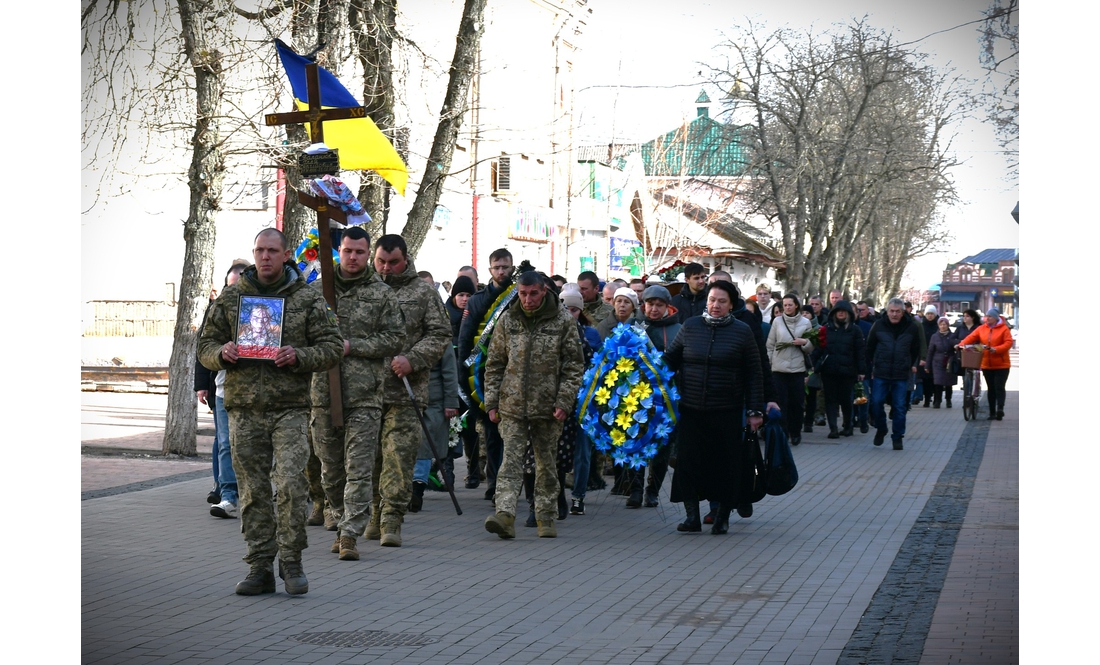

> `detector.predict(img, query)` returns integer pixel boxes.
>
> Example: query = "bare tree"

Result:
[83,0,291,455]
[402,0,488,256]
[708,18,964,297]
[350,0,398,238]
[978,0,1018,177]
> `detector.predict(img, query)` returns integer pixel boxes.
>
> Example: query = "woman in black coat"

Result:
[662,280,765,535]
[926,317,957,408]
[951,309,981,382]
[810,300,866,438]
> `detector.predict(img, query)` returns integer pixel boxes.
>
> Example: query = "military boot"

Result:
[235,562,275,596]
[323,507,338,531]
[338,536,359,561]
[484,512,516,539]
[380,522,402,547]
[330,535,341,554]
[536,519,557,538]
[306,500,325,526]
[278,559,308,595]
[364,506,381,540]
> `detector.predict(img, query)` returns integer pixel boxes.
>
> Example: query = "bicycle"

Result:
[959,345,983,421]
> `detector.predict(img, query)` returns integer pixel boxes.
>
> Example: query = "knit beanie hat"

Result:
[613,286,639,309]
[451,275,476,297]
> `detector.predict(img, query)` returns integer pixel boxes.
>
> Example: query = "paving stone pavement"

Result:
[81,387,1018,664]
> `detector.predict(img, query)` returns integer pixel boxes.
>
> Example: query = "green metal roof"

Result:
[640,116,751,177]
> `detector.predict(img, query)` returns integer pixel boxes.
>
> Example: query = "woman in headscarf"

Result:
[663,280,765,535]
[926,316,956,408]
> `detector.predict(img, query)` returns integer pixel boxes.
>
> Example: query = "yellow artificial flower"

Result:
[604,369,620,387]
[610,429,626,446]
[615,411,633,429]
[632,382,653,400]
[594,387,611,405]
[615,357,635,373]
[622,394,639,412]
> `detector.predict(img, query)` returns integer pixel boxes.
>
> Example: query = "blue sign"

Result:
[609,237,641,272]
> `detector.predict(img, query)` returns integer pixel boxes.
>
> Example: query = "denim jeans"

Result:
[571,428,593,500]
[215,396,238,504]
[871,378,909,441]
[413,458,432,484]
[211,399,220,493]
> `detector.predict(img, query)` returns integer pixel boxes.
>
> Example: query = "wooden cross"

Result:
[265,63,367,428]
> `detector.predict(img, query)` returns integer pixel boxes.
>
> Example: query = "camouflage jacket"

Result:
[583,298,615,326]
[483,295,585,420]
[198,263,343,410]
[310,267,406,410]
[380,259,453,406]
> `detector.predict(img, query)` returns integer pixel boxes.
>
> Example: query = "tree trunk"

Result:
[163,0,228,456]
[402,0,487,257]
[351,0,397,238]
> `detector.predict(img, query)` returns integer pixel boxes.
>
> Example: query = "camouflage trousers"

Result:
[227,407,310,564]
[495,417,564,521]
[310,406,381,539]
[306,429,325,504]
[372,404,421,525]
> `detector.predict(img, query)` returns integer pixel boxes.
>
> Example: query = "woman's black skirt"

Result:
[669,406,746,506]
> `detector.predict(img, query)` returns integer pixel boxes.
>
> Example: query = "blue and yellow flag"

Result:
[274,39,408,195]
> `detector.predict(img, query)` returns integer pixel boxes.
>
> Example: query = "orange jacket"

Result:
[959,319,1014,370]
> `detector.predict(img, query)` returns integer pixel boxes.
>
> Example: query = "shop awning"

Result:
[939,292,979,302]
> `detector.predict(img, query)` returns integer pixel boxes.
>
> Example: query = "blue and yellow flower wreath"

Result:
[464,284,516,410]
[576,323,679,469]
[294,228,340,284]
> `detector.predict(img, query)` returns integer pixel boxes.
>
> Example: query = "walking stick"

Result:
[401,375,463,515]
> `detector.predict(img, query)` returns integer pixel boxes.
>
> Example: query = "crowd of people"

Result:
[197,230,1014,596]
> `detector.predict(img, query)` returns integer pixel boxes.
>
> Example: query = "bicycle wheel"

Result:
[962,372,974,420]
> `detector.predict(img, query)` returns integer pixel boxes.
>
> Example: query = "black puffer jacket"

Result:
[445,297,464,346]
[811,300,866,378]
[671,286,707,323]
[457,279,511,363]
[865,315,922,381]
[663,315,764,413]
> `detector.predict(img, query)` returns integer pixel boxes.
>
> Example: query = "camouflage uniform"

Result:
[583,298,615,327]
[309,268,405,540]
[483,296,585,521]
[198,263,343,565]
[373,259,452,529]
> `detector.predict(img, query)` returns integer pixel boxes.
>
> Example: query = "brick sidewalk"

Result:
[81,389,1018,664]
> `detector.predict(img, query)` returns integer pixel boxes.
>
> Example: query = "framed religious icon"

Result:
[236,295,286,361]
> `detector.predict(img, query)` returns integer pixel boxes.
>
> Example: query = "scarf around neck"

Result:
[702,310,734,326]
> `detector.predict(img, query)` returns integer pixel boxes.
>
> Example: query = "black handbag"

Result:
[763,414,798,496]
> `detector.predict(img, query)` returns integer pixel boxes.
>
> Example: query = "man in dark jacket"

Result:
[671,262,708,322]
[865,298,922,450]
[457,248,515,496]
